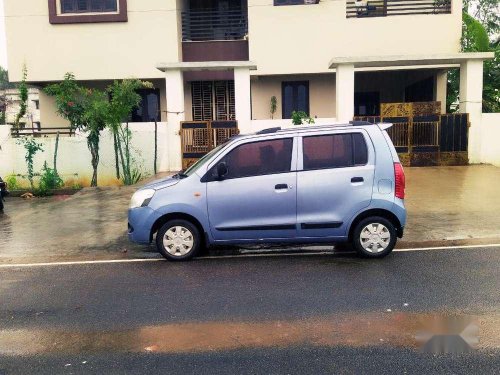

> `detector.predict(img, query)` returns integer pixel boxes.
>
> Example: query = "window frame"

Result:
[281,81,310,119]
[48,0,127,24]
[300,132,369,172]
[203,137,296,182]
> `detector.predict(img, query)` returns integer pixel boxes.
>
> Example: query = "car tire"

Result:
[352,216,397,258]
[0,198,3,212]
[156,219,201,261]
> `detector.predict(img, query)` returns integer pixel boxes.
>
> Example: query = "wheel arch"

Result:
[348,208,403,240]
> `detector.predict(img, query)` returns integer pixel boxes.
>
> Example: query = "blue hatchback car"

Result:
[128,122,406,261]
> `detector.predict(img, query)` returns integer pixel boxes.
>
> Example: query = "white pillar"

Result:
[234,67,252,134]
[335,64,355,123]
[164,68,185,171]
[435,70,447,114]
[460,60,483,163]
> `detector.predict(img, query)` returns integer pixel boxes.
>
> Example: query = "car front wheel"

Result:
[156,219,201,261]
[352,216,397,258]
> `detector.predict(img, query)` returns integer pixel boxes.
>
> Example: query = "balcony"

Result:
[346,0,452,18]
[181,9,249,64]
[181,9,248,42]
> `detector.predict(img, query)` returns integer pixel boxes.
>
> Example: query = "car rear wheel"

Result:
[156,219,201,261]
[352,216,396,258]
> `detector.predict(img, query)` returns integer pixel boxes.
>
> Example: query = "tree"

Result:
[107,79,152,185]
[45,73,107,187]
[463,0,499,37]
[45,74,152,186]
[14,65,28,128]
[0,66,16,90]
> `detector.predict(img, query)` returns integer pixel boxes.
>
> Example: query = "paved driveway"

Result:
[0,165,499,264]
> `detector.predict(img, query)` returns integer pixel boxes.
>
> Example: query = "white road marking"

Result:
[0,243,498,269]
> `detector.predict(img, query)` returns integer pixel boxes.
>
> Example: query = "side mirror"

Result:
[216,162,228,180]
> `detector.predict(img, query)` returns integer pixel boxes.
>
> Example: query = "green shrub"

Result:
[37,162,63,195]
[291,111,315,126]
[5,174,21,190]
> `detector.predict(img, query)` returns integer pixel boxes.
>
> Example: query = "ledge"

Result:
[328,53,495,69]
[156,61,257,72]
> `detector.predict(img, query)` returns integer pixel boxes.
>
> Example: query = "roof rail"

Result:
[256,127,281,134]
[349,120,373,126]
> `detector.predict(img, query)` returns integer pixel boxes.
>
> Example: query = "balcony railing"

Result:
[346,0,451,18]
[182,9,248,42]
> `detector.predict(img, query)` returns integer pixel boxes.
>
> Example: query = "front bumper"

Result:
[128,206,160,244]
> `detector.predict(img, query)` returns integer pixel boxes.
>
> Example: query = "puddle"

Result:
[1,313,498,355]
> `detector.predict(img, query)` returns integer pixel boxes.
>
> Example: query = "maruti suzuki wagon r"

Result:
[128,122,406,261]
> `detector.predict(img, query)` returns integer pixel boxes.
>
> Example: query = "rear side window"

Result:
[220,138,293,179]
[302,133,368,170]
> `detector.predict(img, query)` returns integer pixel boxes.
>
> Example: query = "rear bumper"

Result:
[392,198,406,238]
[128,206,160,244]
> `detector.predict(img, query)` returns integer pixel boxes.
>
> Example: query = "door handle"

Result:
[275,184,288,190]
[351,177,364,183]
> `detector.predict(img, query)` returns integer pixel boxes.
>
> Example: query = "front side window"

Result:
[217,138,293,179]
[282,81,309,119]
[303,133,368,170]
[61,0,118,13]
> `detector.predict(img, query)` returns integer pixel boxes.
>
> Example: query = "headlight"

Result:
[129,189,155,209]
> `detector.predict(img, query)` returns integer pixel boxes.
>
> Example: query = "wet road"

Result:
[0,246,499,374]
[2,165,500,265]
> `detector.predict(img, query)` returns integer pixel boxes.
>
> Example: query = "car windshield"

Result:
[182,142,228,177]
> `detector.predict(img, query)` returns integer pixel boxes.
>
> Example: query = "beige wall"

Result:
[251,74,336,120]
[248,0,462,75]
[5,0,182,82]
[5,0,462,82]
[39,90,70,127]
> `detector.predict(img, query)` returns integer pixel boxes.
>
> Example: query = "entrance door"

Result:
[206,137,297,241]
[297,132,374,239]
[191,80,235,121]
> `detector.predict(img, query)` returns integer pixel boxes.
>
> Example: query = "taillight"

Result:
[394,162,405,199]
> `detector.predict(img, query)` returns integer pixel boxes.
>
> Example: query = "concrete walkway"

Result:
[0,165,499,264]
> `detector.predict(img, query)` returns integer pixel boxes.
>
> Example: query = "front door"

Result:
[206,137,297,241]
[297,131,374,239]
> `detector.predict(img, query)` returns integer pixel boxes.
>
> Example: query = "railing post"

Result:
[408,116,413,156]
[384,0,388,16]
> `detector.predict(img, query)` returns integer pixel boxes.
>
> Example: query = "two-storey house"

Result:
[4,0,493,169]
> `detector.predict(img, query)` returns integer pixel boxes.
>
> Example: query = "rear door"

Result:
[296,130,374,239]
[206,137,298,242]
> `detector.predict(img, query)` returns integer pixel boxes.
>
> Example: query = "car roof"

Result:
[235,121,381,141]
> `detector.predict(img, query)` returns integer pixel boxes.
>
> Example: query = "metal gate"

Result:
[180,120,239,170]
[355,102,469,166]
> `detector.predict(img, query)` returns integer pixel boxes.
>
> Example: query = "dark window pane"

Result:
[131,89,160,122]
[274,0,305,5]
[303,134,355,170]
[77,0,89,11]
[221,138,293,179]
[91,0,103,12]
[61,0,117,13]
[61,0,76,12]
[353,133,368,165]
[104,0,118,11]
